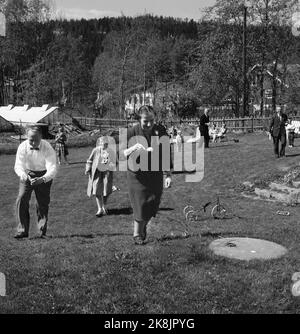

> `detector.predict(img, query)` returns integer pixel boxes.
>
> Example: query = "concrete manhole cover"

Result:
[209,238,288,261]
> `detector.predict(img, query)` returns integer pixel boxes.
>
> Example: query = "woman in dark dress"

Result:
[123,106,172,245]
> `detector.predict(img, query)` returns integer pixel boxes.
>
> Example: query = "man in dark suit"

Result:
[199,108,211,148]
[269,106,288,158]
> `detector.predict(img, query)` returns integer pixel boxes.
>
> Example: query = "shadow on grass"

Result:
[159,208,175,212]
[108,208,133,215]
[39,232,133,240]
[172,170,197,175]
[285,154,300,158]
[155,232,199,243]
[155,231,244,244]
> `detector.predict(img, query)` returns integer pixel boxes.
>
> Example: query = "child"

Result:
[55,126,69,165]
[210,123,218,143]
[175,130,183,152]
[286,118,295,148]
[85,136,117,217]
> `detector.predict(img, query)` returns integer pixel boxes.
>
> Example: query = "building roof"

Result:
[249,63,300,89]
[0,105,59,125]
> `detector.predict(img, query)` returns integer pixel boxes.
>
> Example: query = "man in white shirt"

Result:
[14,126,57,239]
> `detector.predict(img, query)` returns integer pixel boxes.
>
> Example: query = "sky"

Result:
[54,0,216,21]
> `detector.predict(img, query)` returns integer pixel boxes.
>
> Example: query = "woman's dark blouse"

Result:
[126,123,173,173]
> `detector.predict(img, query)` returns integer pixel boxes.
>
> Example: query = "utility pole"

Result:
[0,12,6,106]
[242,4,248,117]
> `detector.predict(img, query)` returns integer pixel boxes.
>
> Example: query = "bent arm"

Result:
[269,118,274,134]
[86,148,97,174]
[43,145,57,182]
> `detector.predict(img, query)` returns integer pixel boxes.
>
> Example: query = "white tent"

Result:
[0,105,73,126]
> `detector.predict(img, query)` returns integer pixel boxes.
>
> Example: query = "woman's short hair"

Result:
[136,105,155,119]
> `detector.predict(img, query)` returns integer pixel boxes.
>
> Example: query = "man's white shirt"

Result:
[14,140,57,182]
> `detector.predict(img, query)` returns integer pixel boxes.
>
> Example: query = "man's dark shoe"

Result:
[38,219,47,238]
[14,232,29,239]
[39,224,47,238]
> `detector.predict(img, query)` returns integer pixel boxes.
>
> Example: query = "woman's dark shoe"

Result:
[14,232,29,239]
[142,225,147,241]
[134,236,145,246]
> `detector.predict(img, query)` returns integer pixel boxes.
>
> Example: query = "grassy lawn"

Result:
[1,133,300,314]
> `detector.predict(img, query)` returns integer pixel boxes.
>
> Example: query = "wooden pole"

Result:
[243,5,248,118]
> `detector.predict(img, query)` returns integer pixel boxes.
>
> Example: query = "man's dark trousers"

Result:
[273,132,287,158]
[203,132,210,149]
[16,171,52,236]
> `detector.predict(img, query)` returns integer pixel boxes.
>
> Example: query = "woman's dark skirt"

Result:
[127,170,163,222]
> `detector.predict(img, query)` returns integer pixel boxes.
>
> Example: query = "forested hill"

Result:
[1,8,299,118]
[5,15,202,68]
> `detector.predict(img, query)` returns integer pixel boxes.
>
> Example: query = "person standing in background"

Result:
[199,108,211,149]
[269,106,288,158]
[286,118,296,148]
[55,125,69,165]
[14,126,57,239]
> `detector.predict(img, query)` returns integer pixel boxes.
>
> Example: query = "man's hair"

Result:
[26,125,42,135]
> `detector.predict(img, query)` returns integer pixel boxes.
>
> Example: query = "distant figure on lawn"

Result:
[55,125,69,165]
[122,105,173,245]
[210,123,218,143]
[269,106,288,158]
[199,108,211,148]
[286,118,296,148]
[85,136,117,217]
[175,130,183,152]
[14,125,57,239]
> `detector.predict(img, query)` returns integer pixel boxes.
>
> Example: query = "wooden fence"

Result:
[74,116,300,132]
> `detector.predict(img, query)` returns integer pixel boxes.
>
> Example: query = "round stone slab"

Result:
[209,238,287,261]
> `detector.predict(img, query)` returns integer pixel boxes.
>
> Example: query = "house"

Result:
[248,63,300,115]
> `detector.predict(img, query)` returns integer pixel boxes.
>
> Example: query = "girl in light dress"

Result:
[85,136,117,217]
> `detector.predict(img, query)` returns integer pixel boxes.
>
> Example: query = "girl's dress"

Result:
[86,147,116,198]
[55,133,68,158]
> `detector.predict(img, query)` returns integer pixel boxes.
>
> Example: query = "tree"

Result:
[21,34,91,106]
[197,0,299,116]
[1,0,55,104]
